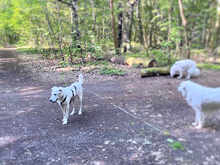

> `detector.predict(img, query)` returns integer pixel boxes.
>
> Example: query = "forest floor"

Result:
[1,49,220,165]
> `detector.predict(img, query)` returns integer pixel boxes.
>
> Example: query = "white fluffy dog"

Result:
[170,59,200,79]
[178,80,220,129]
[49,74,83,125]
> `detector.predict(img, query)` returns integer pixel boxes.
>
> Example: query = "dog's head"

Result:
[49,87,64,103]
[178,81,190,98]
[170,65,177,78]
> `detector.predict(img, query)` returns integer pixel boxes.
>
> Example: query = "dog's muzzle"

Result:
[49,99,56,103]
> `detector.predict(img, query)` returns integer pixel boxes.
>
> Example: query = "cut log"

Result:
[141,67,170,77]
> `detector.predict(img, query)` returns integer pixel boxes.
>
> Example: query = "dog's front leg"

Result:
[194,107,204,129]
[63,100,71,125]
[177,70,183,79]
[186,70,191,79]
[191,105,200,127]
[58,103,66,122]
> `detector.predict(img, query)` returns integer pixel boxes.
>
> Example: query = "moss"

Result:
[141,67,170,77]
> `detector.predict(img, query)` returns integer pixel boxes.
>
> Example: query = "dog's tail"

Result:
[78,74,83,84]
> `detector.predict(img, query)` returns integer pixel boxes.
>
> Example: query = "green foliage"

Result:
[167,138,184,150]
[100,67,126,76]
[87,60,109,66]
[149,49,172,66]
[197,63,220,70]
[0,0,217,66]
[16,48,41,54]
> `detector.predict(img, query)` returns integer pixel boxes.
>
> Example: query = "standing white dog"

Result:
[178,80,220,129]
[49,74,83,125]
[170,59,200,79]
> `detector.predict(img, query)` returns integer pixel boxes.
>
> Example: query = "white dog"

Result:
[170,59,200,79]
[178,80,220,129]
[49,74,83,125]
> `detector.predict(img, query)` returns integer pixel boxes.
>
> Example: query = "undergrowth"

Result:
[197,63,220,70]
[100,67,126,76]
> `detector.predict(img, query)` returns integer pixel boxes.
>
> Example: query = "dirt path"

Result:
[0,49,220,165]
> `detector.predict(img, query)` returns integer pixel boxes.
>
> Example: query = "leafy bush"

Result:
[150,49,176,66]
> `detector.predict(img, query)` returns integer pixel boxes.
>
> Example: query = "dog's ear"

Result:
[58,88,63,93]
[51,86,57,90]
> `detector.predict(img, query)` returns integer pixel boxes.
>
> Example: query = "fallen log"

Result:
[110,56,157,67]
[141,67,170,77]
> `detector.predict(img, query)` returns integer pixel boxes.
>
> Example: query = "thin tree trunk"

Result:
[137,0,144,45]
[167,6,172,64]
[178,0,190,59]
[43,2,56,48]
[128,2,135,42]
[90,0,96,34]
[71,0,80,42]
[212,0,220,52]
[56,1,64,61]
[109,0,119,55]
[122,1,136,52]
[117,2,123,54]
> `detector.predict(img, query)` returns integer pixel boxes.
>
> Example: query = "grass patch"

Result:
[197,63,220,70]
[167,138,184,150]
[100,67,126,76]
[16,48,41,54]
[86,60,109,66]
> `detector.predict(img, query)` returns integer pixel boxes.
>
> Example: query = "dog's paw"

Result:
[78,111,82,115]
[70,111,75,116]
[62,120,67,125]
[192,122,198,126]
[195,124,203,129]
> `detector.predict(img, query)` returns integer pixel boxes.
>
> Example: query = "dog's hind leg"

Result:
[78,93,83,115]
[70,98,75,116]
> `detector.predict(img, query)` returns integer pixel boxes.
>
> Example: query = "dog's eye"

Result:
[54,94,57,96]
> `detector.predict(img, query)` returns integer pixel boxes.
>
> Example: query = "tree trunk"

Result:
[178,0,190,59]
[117,2,123,54]
[167,5,172,64]
[109,0,119,55]
[212,0,220,52]
[137,0,144,45]
[71,0,80,42]
[90,0,96,34]
[128,2,135,42]
[122,1,136,52]
[43,2,56,48]
[56,1,64,61]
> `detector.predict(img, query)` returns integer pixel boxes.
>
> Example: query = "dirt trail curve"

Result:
[0,49,219,165]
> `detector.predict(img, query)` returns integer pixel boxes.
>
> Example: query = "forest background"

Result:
[0,0,219,68]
